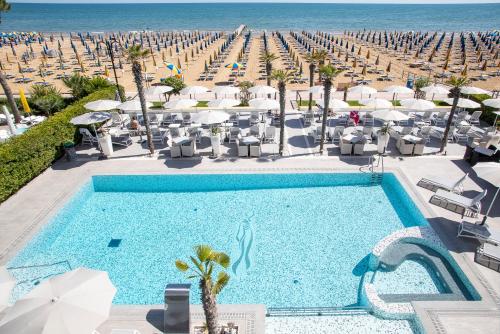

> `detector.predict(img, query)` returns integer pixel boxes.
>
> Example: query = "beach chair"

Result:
[302,112,315,126]
[361,112,374,126]
[151,127,167,144]
[249,125,262,139]
[476,243,500,272]
[396,138,414,155]
[331,126,345,144]
[417,173,468,194]
[262,126,276,143]
[229,113,240,126]
[453,125,471,143]
[418,126,432,143]
[182,112,192,126]
[229,127,241,143]
[458,221,500,245]
[249,112,260,126]
[431,189,487,217]
[79,128,98,146]
[111,130,133,147]
[418,110,433,124]
[110,112,125,127]
[432,111,447,126]
[467,110,482,125]
[362,127,373,143]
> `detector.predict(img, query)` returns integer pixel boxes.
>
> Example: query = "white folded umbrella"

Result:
[164,99,198,109]
[359,98,393,109]
[248,98,280,110]
[316,99,349,109]
[84,100,121,112]
[371,109,410,122]
[0,266,15,310]
[191,110,230,125]
[384,85,414,95]
[473,162,500,225]
[443,98,481,109]
[248,85,277,95]
[0,268,116,334]
[207,99,240,108]
[117,100,152,112]
[400,98,436,111]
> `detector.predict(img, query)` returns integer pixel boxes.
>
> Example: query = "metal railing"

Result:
[266,306,372,317]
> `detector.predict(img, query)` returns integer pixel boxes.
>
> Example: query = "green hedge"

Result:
[0,87,116,203]
[467,94,497,126]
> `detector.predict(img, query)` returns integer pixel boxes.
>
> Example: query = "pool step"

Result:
[266,306,371,317]
[380,293,466,303]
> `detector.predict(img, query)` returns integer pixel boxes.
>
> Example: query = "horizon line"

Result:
[9,1,500,4]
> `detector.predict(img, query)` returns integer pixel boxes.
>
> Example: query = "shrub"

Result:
[62,73,113,99]
[0,87,116,203]
[467,93,496,125]
[160,76,186,100]
[29,84,66,116]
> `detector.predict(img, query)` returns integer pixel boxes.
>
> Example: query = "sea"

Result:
[1,3,500,33]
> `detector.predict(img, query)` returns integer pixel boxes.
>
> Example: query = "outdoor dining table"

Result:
[402,134,423,144]
[239,135,260,157]
[342,133,364,144]
[344,126,363,135]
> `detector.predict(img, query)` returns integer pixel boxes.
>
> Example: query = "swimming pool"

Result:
[9,173,430,307]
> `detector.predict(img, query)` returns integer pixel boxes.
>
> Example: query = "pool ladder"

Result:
[369,154,384,185]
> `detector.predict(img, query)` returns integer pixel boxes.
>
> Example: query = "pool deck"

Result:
[0,155,499,333]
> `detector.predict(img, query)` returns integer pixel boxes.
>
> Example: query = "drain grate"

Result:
[108,239,122,248]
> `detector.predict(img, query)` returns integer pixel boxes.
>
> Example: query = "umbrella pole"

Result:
[481,186,499,225]
[93,124,103,152]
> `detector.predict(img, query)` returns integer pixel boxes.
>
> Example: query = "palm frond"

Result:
[319,64,343,80]
[211,272,230,295]
[212,251,230,268]
[126,45,150,62]
[175,260,189,272]
[195,244,213,263]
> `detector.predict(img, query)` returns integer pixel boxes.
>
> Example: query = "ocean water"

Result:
[8,173,433,307]
[2,3,499,32]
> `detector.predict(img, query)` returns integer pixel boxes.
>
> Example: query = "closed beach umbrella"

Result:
[249,98,280,110]
[359,98,392,109]
[207,99,240,108]
[443,98,480,109]
[117,100,152,112]
[248,85,277,96]
[316,99,349,109]
[371,109,410,122]
[164,98,197,109]
[460,86,491,95]
[19,89,31,114]
[400,98,436,111]
[472,162,500,225]
[0,266,16,310]
[84,100,121,112]
[191,110,230,125]
[0,268,116,334]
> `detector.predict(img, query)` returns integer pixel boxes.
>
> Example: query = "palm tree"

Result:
[126,45,154,155]
[305,50,328,111]
[0,0,11,25]
[259,52,278,87]
[440,75,469,153]
[175,245,230,334]
[271,69,295,156]
[0,71,21,123]
[319,64,343,155]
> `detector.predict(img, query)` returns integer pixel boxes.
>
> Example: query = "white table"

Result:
[172,136,191,145]
[402,135,423,144]
[240,135,260,145]
[342,133,364,144]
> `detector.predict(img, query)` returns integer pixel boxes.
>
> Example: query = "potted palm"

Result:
[377,123,391,154]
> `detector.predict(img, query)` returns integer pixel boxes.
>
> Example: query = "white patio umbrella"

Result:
[248,85,277,96]
[84,100,121,112]
[164,99,198,109]
[207,99,240,108]
[443,98,481,109]
[0,266,15,310]
[145,86,173,101]
[384,85,414,95]
[460,86,491,95]
[348,85,377,99]
[248,98,280,110]
[180,85,208,98]
[316,99,349,109]
[308,85,326,94]
[117,100,152,112]
[2,105,16,135]
[212,86,240,98]
[421,84,450,100]
[0,268,116,334]
[191,110,230,125]
[472,162,500,225]
[371,109,410,122]
[400,98,436,111]
[70,112,112,151]
[483,99,500,125]
[359,98,393,109]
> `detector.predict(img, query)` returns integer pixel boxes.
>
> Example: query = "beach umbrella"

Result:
[224,62,243,70]
[371,109,410,122]
[400,98,436,111]
[443,98,480,109]
[316,99,349,109]
[84,100,121,112]
[117,100,152,112]
[0,268,116,334]
[165,62,181,75]
[0,266,16,310]
[145,86,173,101]
[180,85,209,97]
[19,88,31,114]
[70,112,111,126]
[207,99,240,108]
[472,162,500,225]
[249,98,280,110]
[308,85,326,94]
[212,85,240,97]
[421,84,450,96]
[248,85,277,96]
[359,98,393,109]
[384,85,414,95]
[348,85,377,98]
[460,86,491,95]
[164,98,197,109]
[483,98,500,125]
[191,110,230,125]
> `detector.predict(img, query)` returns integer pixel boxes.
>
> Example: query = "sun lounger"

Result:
[458,221,500,245]
[475,243,500,272]
[431,189,487,217]
[418,173,468,194]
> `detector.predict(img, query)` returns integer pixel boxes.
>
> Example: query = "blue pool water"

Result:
[9,173,429,307]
